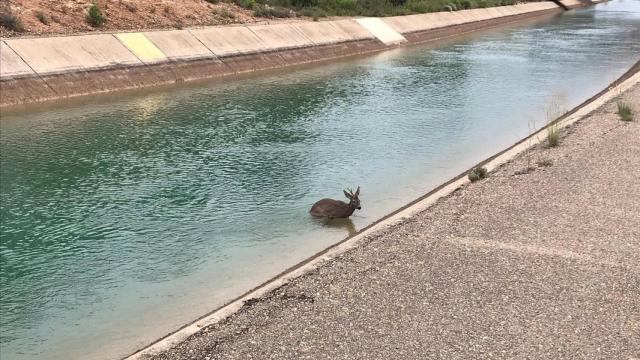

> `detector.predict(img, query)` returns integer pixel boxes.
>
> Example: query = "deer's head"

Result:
[343,186,361,210]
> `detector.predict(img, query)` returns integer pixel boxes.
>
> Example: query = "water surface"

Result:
[1,2,639,359]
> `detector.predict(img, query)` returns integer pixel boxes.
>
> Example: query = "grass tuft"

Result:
[254,5,294,17]
[235,0,257,9]
[537,158,553,167]
[468,166,487,182]
[35,11,49,25]
[546,124,560,148]
[0,7,25,32]
[299,7,329,19]
[86,4,106,27]
[617,101,634,122]
[212,7,237,19]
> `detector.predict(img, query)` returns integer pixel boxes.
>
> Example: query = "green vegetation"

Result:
[212,7,237,19]
[537,158,553,167]
[0,6,24,32]
[468,166,488,182]
[254,5,294,17]
[546,123,560,148]
[227,0,519,17]
[234,0,257,9]
[298,6,329,19]
[35,11,50,25]
[86,4,106,27]
[617,101,634,122]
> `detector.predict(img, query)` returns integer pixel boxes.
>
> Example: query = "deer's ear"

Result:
[343,190,352,199]
[355,186,360,196]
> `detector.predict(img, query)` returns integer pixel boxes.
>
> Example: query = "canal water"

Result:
[1,1,639,359]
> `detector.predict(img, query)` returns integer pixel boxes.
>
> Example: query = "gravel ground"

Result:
[150,84,639,360]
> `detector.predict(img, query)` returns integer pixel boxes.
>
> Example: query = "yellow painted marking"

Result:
[115,33,167,62]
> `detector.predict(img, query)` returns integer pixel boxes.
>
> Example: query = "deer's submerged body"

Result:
[310,199,355,219]
[309,187,361,219]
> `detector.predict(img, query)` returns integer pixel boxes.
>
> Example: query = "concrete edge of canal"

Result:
[121,56,640,360]
[0,0,597,108]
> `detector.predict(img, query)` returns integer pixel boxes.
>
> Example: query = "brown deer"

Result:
[310,187,361,219]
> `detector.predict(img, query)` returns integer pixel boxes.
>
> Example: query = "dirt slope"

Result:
[0,0,261,37]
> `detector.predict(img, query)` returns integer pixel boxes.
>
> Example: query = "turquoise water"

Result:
[1,2,639,359]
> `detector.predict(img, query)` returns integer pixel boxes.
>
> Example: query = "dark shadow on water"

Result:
[314,217,359,237]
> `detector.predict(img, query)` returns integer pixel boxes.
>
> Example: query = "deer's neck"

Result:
[345,202,357,216]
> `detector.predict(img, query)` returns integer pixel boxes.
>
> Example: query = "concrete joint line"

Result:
[243,26,291,66]
[290,25,317,47]
[2,40,59,96]
[122,62,640,360]
[243,25,309,53]
[186,29,220,60]
[245,23,318,51]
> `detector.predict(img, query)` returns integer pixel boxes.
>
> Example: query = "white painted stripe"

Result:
[355,17,407,45]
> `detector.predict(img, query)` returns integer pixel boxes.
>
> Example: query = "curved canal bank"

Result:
[1,0,592,108]
[1,2,639,359]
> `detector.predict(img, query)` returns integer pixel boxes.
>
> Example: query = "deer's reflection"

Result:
[320,218,358,237]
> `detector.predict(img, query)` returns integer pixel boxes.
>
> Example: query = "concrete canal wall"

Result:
[0,0,597,107]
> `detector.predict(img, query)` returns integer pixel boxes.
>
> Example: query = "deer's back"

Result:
[310,198,351,218]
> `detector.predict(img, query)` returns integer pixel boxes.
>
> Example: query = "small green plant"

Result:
[299,7,328,19]
[468,166,487,182]
[459,0,475,9]
[236,0,257,9]
[86,4,106,27]
[617,101,634,122]
[292,0,319,6]
[514,166,535,176]
[212,7,236,19]
[546,123,560,148]
[35,11,49,25]
[537,158,553,167]
[0,7,25,32]
[254,5,293,17]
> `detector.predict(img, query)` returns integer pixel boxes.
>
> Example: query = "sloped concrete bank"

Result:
[0,0,595,108]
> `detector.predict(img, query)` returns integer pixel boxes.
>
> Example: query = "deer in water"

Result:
[310,186,361,219]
